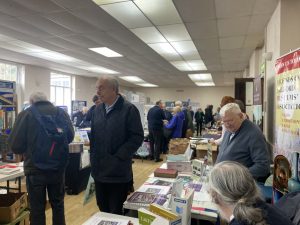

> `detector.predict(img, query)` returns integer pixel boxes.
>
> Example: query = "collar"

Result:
[230,215,234,222]
[105,95,120,113]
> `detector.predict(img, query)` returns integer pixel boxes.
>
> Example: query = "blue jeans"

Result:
[26,171,65,225]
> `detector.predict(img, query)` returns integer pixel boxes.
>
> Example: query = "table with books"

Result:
[123,147,219,225]
[0,162,24,193]
[82,211,139,225]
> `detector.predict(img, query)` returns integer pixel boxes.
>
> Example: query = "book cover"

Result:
[138,208,181,225]
[167,161,192,173]
[137,184,171,195]
[149,203,181,222]
[82,214,130,225]
[125,192,168,210]
[154,168,178,178]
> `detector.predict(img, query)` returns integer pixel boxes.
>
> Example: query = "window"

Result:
[0,62,18,81]
[50,73,72,113]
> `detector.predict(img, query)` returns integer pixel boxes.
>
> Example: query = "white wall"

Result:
[24,65,51,101]
[264,1,281,144]
[132,86,234,110]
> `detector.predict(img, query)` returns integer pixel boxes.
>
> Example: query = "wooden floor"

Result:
[44,157,164,225]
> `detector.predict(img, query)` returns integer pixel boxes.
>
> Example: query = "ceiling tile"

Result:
[173,0,216,22]
[217,16,251,37]
[186,20,218,39]
[44,37,83,50]
[44,12,97,33]
[193,38,219,51]
[13,0,64,14]
[253,0,279,15]
[243,34,264,48]
[51,0,96,10]
[220,49,242,59]
[222,63,247,71]
[219,36,245,49]
[247,14,271,34]
[60,35,101,48]
[215,0,255,19]
[100,1,152,29]
[158,24,190,41]
[131,27,166,44]
[0,0,35,17]
[20,15,73,36]
[134,0,182,26]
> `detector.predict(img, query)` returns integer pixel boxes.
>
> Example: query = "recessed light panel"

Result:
[89,47,123,57]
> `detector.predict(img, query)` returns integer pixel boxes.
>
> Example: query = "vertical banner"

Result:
[275,49,300,160]
[253,77,263,130]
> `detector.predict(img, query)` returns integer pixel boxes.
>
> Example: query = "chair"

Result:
[135,143,150,162]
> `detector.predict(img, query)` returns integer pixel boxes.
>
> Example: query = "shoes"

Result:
[154,158,163,162]
[149,156,154,160]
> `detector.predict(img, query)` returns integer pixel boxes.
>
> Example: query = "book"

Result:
[82,214,130,225]
[167,161,192,173]
[137,184,171,195]
[171,189,194,225]
[149,203,181,222]
[125,192,168,210]
[154,168,178,178]
[138,208,181,225]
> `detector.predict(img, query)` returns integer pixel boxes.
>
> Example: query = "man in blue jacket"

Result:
[216,103,270,182]
[91,77,143,215]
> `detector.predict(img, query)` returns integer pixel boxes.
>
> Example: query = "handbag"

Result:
[163,127,173,139]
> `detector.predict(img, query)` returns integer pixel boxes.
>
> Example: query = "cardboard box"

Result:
[1,210,30,225]
[168,139,189,155]
[0,193,28,224]
[68,143,83,153]
[195,143,218,163]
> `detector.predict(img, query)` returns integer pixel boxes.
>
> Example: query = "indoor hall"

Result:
[0,0,300,225]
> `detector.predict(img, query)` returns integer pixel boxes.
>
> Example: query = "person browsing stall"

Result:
[215,103,270,182]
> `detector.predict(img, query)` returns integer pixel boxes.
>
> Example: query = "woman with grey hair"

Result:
[208,161,293,225]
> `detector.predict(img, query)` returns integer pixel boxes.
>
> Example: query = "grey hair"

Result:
[208,161,267,225]
[175,101,182,107]
[220,103,241,117]
[98,76,119,93]
[29,92,48,104]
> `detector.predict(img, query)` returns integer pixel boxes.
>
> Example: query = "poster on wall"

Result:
[275,48,300,161]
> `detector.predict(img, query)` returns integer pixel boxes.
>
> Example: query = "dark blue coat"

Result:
[147,105,165,131]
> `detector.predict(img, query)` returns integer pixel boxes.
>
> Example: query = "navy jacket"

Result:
[147,105,165,131]
[229,200,294,225]
[90,95,144,183]
[216,119,270,180]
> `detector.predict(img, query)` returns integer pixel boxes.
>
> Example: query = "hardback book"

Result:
[138,207,181,225]
[125,192,168,210]
[154,168,178,178]
[167,161,192,173]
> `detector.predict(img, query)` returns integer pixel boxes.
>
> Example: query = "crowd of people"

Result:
[6,77,299,225]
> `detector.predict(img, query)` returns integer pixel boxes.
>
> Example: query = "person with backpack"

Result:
[8,92,74,225]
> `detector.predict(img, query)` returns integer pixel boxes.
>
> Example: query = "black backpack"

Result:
[29,105,70,171]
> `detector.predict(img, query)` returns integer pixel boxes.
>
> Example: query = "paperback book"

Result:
[125,192,168,210]
[137,184,171,195]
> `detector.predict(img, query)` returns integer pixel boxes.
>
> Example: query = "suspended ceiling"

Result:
[0,0,278,87]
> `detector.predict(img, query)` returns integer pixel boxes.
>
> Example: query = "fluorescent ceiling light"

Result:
[187,60,207,70]
[82,66,119,74]
[195,82,215,86]
[148,43,178,56]
[188,73,212,81]
[93,0,128,5]
[131,27,166,44]
[100,1,151,28]
[120,76,144,83]
[170,61,192,71]
[137,83,158,87]
[89,47,123,57]
[29,51,77,62]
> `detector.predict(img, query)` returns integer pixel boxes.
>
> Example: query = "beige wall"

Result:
[132,86,234,110]
[24,65,51,101]
[280,0,300,55]
[74,76,98,107]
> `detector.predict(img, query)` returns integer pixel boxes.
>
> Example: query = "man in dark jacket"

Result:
[8,92,74,225]
[147,100,165,162]
[91,77,143,215]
